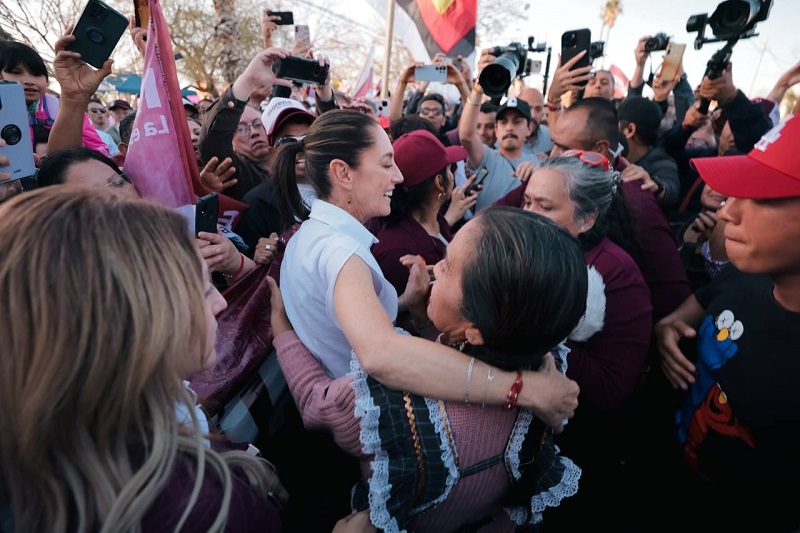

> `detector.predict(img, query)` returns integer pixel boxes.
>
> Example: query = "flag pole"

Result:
[380,0,396,98]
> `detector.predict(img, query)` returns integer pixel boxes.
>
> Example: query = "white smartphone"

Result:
[414,65,447,83]
[661,42,686,82]
[294,24,310,48]
[371,98,391,118]
[0,81,36,181]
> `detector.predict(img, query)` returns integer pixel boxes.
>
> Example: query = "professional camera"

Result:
[589,41,605,60]
[687,0,773,113]
[687,0,772,48]
[644,33,670,52]
[479,42,529,98]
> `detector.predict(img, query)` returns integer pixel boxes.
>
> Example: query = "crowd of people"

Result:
[1,6,800,533]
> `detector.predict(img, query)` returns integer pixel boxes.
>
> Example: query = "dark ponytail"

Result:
[269,140,310,226]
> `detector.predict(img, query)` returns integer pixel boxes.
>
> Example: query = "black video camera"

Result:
[645,33,670,52]
[687,0,772,49]
[479,42,529,98]
[687,0,772,113]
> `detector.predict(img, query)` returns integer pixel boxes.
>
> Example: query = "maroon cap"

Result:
[393,130,467,189]
[692,114,800,199]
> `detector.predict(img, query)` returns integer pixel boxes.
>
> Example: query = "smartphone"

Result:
[0,81,36,181]
[452,57,463,72]
[661,42,686,82]
[464,168,488,197]
[66,0,128,69]
[561,29,592,87]
[133,0,150,29]
[195,192,219,237]
[272,56,329,86]
[266,10,294,26]
[414,65,447,83]
[294,24,311,48]
[372,98,390,118]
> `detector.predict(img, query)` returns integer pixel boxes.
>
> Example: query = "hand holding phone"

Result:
[561,29,592,87]
[464,168,488,197]
[266,10,294,25]
[660,42,686,82]
[272,56,329,86]
[195,193,219,237]
[414,65,447,83]
[66,0,128,69]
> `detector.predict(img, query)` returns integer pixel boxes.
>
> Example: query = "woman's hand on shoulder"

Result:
[521,353,579,432]
[266,276,293,335]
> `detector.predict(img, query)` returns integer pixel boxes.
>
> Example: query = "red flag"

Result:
[125,0,248,228]
[400,0,476,59]
[353,46,375,98]
[608,64,630,100]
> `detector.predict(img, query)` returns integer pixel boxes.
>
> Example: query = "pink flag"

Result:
[125,0,248,228]
[608,64,630,100]
[353,46,375,98]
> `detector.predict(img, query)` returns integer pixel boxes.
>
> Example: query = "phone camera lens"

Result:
[86,28,105,44]
[1,125,22,146]
[564,34,577,47]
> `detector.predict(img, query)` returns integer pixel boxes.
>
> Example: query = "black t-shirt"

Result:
[677,266,800,528]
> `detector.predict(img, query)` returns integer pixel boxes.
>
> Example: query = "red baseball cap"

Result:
[692,114,800,199]
[393,130,467,189]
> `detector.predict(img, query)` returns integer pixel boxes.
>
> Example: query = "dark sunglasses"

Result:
[88,107,107,114]
[274,134,306,147]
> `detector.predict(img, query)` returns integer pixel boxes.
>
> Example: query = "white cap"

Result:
[261,97,315,142]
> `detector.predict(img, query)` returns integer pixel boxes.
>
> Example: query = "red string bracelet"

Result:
[225,253,245,280]
[503,371,524,411]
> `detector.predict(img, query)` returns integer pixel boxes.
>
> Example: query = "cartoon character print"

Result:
[677,310,744,444]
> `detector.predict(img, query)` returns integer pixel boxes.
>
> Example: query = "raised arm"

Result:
[389,63,419,121]
[47,34,113,154]
[333,255,580,430]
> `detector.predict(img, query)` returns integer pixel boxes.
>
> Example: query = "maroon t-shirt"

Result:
[372,214,452,295]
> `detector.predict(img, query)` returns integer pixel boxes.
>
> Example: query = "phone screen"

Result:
[465,168,488,196]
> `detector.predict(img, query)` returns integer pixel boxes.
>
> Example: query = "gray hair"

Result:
[541,155,619,225]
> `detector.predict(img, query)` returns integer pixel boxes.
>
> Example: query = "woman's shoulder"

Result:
[141,456,280,532]
[585,238,645,283]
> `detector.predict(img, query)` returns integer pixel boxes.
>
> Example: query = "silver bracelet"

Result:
[464,357,476,403]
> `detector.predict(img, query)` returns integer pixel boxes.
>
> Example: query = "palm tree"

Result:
[599,0,623,68]
[213,0,243,85]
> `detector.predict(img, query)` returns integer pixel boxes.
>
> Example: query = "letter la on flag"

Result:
[125,0,248,229]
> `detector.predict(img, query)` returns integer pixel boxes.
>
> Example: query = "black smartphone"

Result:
[66,0,128,69]
[266,10,294,26]
[464,168,488,197]
[0,81,36,181]
[195,193,219,237]
[272,56,329,86]
[561,29,592,87]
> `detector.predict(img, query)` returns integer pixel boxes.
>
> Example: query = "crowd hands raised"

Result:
[1,4,800,531]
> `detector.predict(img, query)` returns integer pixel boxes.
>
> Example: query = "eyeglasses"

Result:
[106,172,131,188]
[235,120,265,136]
[274,134,306,147]
[419,107,443,117]
[559,149,611,172]
[88,107,107,114]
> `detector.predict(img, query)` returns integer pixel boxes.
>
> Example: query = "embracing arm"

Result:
[334,256,580,429]
[272,331,364,456]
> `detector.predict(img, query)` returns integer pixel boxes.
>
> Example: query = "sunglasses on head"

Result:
[560,149,611,172]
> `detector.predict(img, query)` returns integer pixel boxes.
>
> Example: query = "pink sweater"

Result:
[273,331,568,531]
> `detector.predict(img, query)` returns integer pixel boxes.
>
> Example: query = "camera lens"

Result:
[1,125,22,146]
[563,33,577,47]
[86,27,105,44]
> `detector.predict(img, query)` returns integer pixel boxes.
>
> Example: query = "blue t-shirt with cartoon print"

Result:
[677,265,800,527]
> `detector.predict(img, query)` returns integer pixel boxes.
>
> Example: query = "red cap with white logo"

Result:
[692,114,800,199]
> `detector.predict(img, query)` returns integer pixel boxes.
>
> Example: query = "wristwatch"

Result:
[652,176,665,196]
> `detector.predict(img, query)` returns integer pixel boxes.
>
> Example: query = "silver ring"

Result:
[265,244,272,251]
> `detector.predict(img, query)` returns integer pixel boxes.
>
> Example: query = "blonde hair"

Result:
[0,188,273,532]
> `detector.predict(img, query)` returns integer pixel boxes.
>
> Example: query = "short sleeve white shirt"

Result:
[280,200,398,378]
